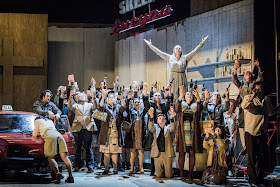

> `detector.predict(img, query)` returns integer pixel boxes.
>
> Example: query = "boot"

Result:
[122,162,126,170]
[126,162,130,170]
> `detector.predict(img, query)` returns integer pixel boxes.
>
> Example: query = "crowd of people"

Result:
[31,59,279,186]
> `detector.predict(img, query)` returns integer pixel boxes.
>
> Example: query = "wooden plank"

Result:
[2,65,13,104]
[0,56,43,67]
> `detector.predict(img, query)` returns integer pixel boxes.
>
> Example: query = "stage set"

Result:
[0,0,279,186]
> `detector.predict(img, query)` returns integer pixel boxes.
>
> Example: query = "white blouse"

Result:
[32,118,56,137]
[146,42,205,72]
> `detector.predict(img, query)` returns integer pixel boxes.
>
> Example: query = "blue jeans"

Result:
[73,129,94,168]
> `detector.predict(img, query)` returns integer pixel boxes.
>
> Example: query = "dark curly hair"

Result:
[40,90,53,99]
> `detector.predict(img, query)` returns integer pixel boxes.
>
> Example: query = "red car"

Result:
[0,107,74,178]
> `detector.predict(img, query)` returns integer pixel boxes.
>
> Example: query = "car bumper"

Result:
[5,155,74,171]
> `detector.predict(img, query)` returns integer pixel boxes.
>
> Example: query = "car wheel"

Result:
[0,156,6,180]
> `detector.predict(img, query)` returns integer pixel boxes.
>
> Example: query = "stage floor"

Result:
[0,166,254,187]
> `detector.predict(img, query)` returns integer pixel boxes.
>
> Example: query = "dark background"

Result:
[0,0,190,25]
[254,0,279,101]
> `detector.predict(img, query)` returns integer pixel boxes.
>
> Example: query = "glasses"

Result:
[154,94,161,97]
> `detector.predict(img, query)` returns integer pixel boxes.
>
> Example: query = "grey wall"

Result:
[48,27,117,94]
[115,0,254,97]
[191,0,243,16]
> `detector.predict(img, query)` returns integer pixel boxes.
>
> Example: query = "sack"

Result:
[92,108,108,122]
[121,121,132,133]
[199,112,214,134]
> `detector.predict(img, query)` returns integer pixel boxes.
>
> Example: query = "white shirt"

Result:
[32,118,56,137]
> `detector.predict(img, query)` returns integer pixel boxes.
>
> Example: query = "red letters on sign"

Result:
[111,5,173,34]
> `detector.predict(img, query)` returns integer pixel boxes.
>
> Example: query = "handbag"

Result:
[121,121,132,133]
[199,112,214,134]
[92,107,108,122]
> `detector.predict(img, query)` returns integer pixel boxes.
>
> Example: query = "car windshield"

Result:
[0,114,37,133]
[54,116,70,133]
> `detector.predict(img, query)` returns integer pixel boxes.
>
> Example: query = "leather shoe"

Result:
[65,176,74,183]
[73,167,80,172]
[118,168,124,172]
[54,172,64,184]
[87,167,94,173]
[102,170,109,175]
[113,170,118,174]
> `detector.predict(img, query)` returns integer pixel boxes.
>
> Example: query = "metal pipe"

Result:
[274,0,278,105]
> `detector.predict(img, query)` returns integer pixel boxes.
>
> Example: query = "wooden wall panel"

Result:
[0,13,47,112]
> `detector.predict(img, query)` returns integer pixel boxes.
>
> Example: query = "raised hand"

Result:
[201,35,209,43]
[178,85,185,101]
[91,77,96,87]
[170,111,176,119]
[193,89,199,99]
[254,59,260,67]
[101,89,106,98]
[143,82,148,90]
[61,86,66,93]
[144,39,152,45]
[148,107,154,119]
[205,90,210,101]
[113,76,119,89]
[224,89,229,97]
[234,60,240,69]
[133,81,139,91]
[57,86,61,95]
[68,74,74,82]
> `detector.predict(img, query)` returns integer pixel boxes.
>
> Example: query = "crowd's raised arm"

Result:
[31,59,280,185]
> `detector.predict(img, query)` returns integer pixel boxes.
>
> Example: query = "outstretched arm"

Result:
[184,35,208,62]
[144,39,170,62]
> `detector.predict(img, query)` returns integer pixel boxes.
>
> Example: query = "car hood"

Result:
[0,133,44,145]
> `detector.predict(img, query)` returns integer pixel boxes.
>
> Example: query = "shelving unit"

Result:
[187,75,241,82]
[186,59,251,83]
[187,59,251,71]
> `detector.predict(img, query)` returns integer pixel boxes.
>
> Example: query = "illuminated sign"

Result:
[119,0,155,14]
[111,5,173,34]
